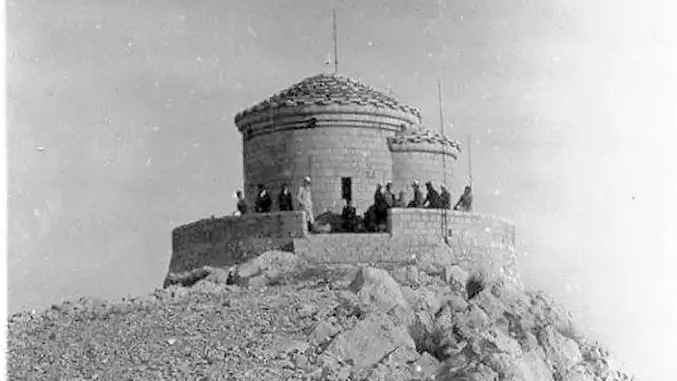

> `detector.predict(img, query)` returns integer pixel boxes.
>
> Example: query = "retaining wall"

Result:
[293,233,445,265]
[389,208,516,249]
[168,211,307,274]
[166,209,518,281]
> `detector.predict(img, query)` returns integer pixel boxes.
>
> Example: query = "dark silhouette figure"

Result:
[407,181,424,208]
[423,182,443,209]
[278,184,293,211]
[364,205,378,232]
[453,185,473,212]
[235,190,248,215]
[254,184,272,213]
[440,184,451,209]
[384,182,395,209]
[373,184,388,231]
[341,199,358,233]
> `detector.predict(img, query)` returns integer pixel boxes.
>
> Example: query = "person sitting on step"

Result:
[341,198,357,233]
[278,183,293,211]
[423,181,443,209]
[254,184,272,213]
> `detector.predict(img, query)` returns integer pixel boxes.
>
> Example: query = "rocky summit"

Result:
[8,250,636,381]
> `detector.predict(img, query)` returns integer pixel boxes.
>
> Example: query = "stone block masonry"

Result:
[389,209,516,248]
[168,211,307,274]
[166,208,519,284]
[239,105,415,218]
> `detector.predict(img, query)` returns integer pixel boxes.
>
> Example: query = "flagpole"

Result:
[467,135,473,186]
[333,10,339,73]
[438,79,447,186]
[438,79,449,242]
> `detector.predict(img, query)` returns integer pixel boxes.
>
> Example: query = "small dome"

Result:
[234,73,421,123]
[389,126,463,152]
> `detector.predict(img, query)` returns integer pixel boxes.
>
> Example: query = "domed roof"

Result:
[389,126,463,152]
[234,73,421,123]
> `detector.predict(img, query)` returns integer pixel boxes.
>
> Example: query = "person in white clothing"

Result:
[297,176,314,232]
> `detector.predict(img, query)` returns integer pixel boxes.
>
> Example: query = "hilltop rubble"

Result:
[8,250,635,381]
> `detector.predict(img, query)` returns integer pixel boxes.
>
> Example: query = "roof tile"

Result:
[234,73,421,122]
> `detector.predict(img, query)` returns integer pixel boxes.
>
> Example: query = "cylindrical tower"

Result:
[234,73,421,217]
[388,126,463,203]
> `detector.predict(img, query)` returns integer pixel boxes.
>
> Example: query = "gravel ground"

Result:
[8,282,347,381]
[8,260,637,381]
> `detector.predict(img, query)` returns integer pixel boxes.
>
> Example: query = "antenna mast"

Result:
[438,79,449,243]
[467,135,473,185]
[332,10,339,73]
[438,79,447,186]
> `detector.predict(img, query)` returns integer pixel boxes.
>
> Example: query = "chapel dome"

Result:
[388,125,463,159]
[234,73,422,124]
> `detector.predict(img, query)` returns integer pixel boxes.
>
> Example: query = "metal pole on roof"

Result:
[438,79,449,243]
[333,9,339,73]
[438,79,447,187]
[467,135,473,186]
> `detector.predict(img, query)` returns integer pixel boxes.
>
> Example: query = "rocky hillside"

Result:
[8,250,636,381]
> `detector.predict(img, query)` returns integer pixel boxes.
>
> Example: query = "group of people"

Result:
[234,176,315,231]
[235,176,474,234]
[359,180,473,232]
[235,184,293,215]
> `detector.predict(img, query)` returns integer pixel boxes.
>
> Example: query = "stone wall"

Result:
[293,233,444,265]
[167,209,519,282]
[238,104,419,217]
[291,209,518,278]
[389,208,516,248]
[168,211,307,274]
[390,150,462,203]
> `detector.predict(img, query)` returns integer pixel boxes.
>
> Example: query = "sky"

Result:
[6,0,677,380]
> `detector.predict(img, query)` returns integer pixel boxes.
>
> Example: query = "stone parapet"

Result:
[389,209,516,249]
[168,211,307,274]
[166,209,518,283]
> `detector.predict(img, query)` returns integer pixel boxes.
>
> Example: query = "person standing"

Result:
[255,184,272,213]
[423,181,442,209]
[440,184,451,209]
[235,190,248,215]
[384,182,395,209]
[407,180,424,208]
[453,185,474,212]
[297,176,315,232]
[373,183,388,231]
[278,184,293,211]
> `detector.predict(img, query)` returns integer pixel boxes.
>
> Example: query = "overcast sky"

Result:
[7,0,677,379]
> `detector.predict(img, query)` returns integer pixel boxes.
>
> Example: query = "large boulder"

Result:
[391,265,421,287]
[324,312,417,371]
[231,250,303,288]
[483,350,555,381]
[348,267,414,326]
[444,264,470,293]
[528,291,585,344]
[536,325,583,375]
